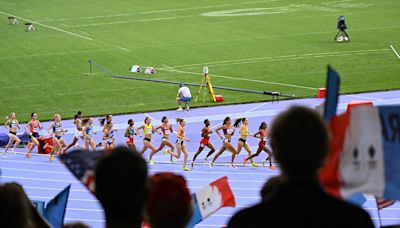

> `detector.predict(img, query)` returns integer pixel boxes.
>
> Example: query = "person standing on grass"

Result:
[191,119,216,168]
[3,113,21,159]
[176,82,192,111]
[228,106,374,228]
[168,118,191,171]
[25,113,43,158]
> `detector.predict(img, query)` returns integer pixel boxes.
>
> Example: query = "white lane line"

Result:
[0,167,70,174]
[65,218,104,222]
[347,94,383,101]
[170,49,390,69]
[67,208,102,212]
[0,84,41,89]
[2,166,276,176]
[390,44,400,60]
[159,66,317,90]
[245,103,269,113]
[0,10,93,41]
[1,174,267,183]
[30,195,97,201]
[0,159,63,166]
[23,186,87,192]
[144,113,156,121]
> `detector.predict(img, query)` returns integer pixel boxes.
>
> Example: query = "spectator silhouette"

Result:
[144,172,192,228]
[228,106,374,228]
[95,147,148,228]
[0,182,51,228]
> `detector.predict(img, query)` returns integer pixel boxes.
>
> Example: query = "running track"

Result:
[1,90,400,228]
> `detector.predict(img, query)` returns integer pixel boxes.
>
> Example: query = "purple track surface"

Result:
[1,90,400,228]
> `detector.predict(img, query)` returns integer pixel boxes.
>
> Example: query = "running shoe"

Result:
[49,154,54,161]
[177,107,183,112]
[148,160,154,165]
[191,161,194,169]
[204,157,208,163]
[243,158,247,166]
[25,153,31,158]
[2,152,6,159]
[208,161,213,169]
[12,149,16,155]
[183,167,190,171]
[251,163,259,167]
[163,149,169,155]
[229,163,237,169]
[185,106,190,111]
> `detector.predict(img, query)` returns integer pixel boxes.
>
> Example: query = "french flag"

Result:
[187,176,236,227]
[320,105,400,201]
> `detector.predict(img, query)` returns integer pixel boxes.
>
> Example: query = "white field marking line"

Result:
[67,15,194,28]
[1,174,266,184]
[170,49,390,69]
[159,66,317,90]
[245,102,269,113]
[115,45,130,52]
[0,48,115,61]
[42,0,277,23]
[0,10,92,41]
[390,44,400,60]
[0,84,41,89]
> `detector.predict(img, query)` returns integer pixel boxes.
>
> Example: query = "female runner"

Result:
[243,122,274,169]
[168,118,190,171]
[152,116,174,162]
[82,117,97,151]
[25,113,43,158]
[100,115,116,152]
[47,114,67,160]
[125,119,141,152]
[234,118,258,167]
[64,111,83,153]
[138,117,157,164]
[209,117,238,168]
[191,119,215,168]
[3,113,21,158]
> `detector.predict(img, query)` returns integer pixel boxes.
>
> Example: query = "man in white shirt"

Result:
[176,82,192,111]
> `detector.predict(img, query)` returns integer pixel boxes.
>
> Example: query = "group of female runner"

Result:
[3,111,274,170]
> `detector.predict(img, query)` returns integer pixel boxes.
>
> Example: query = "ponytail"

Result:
[259,122,267,130]
[99,114,111,126]
[222,117,230,125]
[176,118,184,124]
[233,118,246,128]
